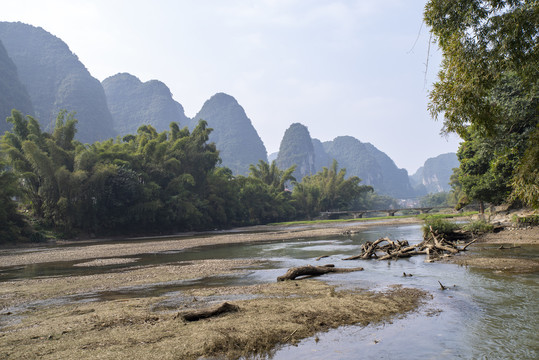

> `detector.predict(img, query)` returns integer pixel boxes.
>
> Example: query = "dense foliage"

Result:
[292,160,373,219]
[419,192,453,208]
[1,110,376,241]
[0,157,30,242]
[425,1,539,209]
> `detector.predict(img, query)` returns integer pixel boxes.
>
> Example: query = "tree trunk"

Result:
[277,264,363,281]
[177,302,240,322]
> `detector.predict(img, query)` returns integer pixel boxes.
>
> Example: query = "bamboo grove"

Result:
[1,110,373,242]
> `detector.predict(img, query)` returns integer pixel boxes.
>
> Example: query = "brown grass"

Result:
[1,280,426,360]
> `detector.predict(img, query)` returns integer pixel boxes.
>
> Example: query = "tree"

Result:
[451,74,537,210]
[424,0,538,135]
[511,124,539,208]
[292,160,372,218]
[248,160,296,191]
[0,158,28,242]
[420,192,452,208]
[425,1,538,208]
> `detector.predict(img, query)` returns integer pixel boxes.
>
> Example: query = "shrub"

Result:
[512,215,539,227]
[462,220,494,234]
[422,218,460,239]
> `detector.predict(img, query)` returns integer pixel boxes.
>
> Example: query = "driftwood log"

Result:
[177,302,239,322]
[277,264,364,281]
[343,227,476,262]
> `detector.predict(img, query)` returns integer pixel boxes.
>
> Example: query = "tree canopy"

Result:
[2,110,378,241]
[425,0,539,209]
[424,0,538,135]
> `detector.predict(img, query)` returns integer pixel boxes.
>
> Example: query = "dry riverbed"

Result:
[1,216,536,359]
[451,225,539,273]
[0,218,428,359]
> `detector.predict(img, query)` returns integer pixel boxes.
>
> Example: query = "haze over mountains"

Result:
[0,22,116,143]
[0,21,457,198]
[102,72,190,135]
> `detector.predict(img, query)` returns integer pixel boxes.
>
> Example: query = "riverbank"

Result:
[450,225,539,273]
[1,215,536,359]
[0,217,430,359]
[0,217,423,267]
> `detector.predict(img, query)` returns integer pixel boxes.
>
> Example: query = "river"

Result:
[1,223,538,359]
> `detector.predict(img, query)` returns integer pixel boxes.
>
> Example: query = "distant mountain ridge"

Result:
[321,136,414,198]
[192,93,268,175]
[0,22,116,143]
[0,21,452,193]
[410,153,458,195]
[103,77,268,174]
[102,73,190,135]
[0,38,34,134]
[273,124,416,198]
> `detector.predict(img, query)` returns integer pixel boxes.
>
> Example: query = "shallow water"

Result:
[1,223,537,359]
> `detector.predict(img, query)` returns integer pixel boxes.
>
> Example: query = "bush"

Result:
[512,215,539,227]
[462,220,494,234]
[422,218,460,239]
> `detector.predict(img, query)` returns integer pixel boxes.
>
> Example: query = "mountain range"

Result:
[409,152,458,195]
[0,21,456,197]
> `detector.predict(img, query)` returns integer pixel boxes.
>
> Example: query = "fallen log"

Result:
[498,244,521,250]
[460,238,477,251]
[342,227,475,263]
[277,264,364,281]
[177,302,239,322]
[430,228,459,254]
[343,237,388,260]
[438,281,447,291]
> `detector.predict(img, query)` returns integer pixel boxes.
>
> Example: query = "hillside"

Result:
[276,123,316,180]
[322,136,414,198]
[102,73,190,135]
[0,38,34,134]
[0,22,115,143]
[410,152,458,194]
[192,93,267,175]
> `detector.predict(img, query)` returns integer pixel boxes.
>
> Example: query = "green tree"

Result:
[248,160,296,191]
[452,75,537,210]
[420,192,451,208]
[0,158,28,243]
[292,160,372,218]
[425,2,538,208]
[511,124,539,208]
[424,0,538,135]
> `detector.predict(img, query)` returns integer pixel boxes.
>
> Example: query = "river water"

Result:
[1,223,538,359]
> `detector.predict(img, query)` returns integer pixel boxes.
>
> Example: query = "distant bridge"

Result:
[320,207,444,219]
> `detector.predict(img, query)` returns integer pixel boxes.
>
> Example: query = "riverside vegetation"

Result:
[1,109,379,243]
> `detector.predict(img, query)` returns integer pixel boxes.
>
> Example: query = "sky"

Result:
[2,0,460,174]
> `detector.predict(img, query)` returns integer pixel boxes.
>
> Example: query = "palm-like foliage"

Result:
[248,160,296,191]
[293,160,372,218]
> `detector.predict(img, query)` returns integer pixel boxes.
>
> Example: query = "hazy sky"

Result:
[2,0,460,174]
